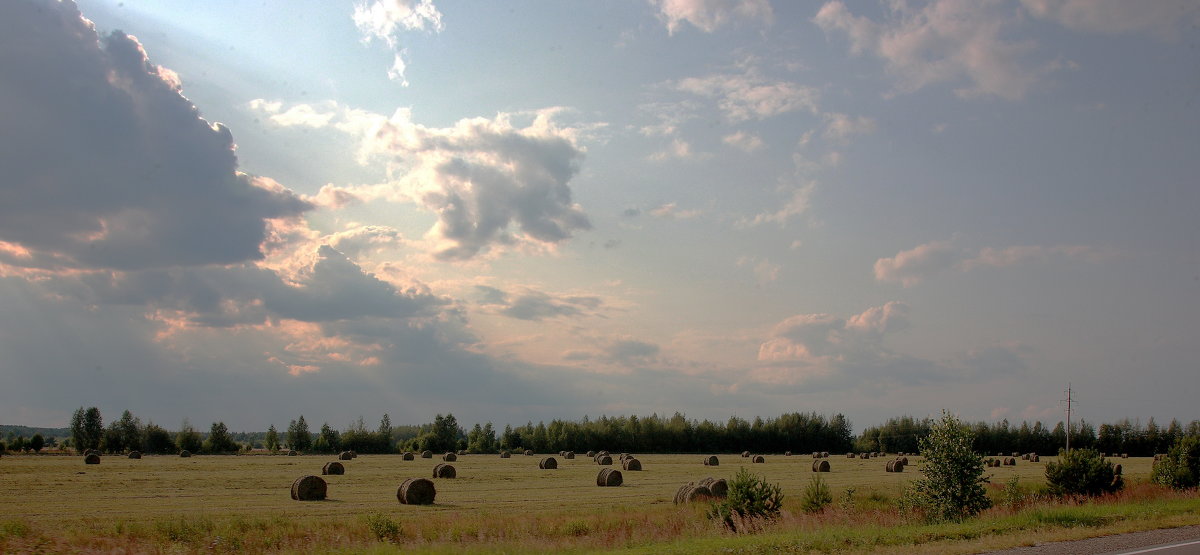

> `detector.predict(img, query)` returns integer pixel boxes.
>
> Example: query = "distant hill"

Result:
[1,424,70,439]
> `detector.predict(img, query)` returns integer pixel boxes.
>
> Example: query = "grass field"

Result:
[0,451,1189,553]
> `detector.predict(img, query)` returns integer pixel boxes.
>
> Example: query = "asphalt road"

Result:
[983,526,1200,555]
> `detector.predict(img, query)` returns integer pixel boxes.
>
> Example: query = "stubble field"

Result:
[0,452,1175,553]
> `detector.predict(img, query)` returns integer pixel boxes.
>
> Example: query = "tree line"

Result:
[3,407,1193,457]
[856,415,1200,456]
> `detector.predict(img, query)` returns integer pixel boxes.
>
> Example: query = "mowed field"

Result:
[1,452,1154,524]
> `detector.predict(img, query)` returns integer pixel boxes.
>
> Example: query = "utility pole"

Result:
[1062,383,1074,453]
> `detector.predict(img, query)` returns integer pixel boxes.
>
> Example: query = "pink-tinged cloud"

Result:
[815,0,1044,100]
[874,239,1115,286]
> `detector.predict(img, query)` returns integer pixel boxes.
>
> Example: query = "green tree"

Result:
[114,410,142,453]
[0,440,6,453]
[265,425,280,453]
[142,422,176,454]
[708,468,784,531]
[29,433,45,453]
[800,474,833,513]
[11,436,26,452]
[287,416,312,452]
[176,419,203,454]
[1045,448,1120,496]
[1152,436,1200,490]
[317,422,340,453]
[70,406,103,453]
[377,414,393,453]
[202,422,238,454]
[905,411,991,522]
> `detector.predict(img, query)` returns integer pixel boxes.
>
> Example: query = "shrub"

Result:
[1045,448,1120,497]
[800,474,832,513]
[903,411,991,522]
[364,513,403,543]
[1152,436,1200,490]
[707,468,784,532]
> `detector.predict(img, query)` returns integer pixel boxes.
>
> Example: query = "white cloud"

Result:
[649,0,773,34]
[649,203,702,220]
[737,256,780,284]
[649,138,702,161]
[723,130,765,152]
[743,181,815,227]
[0,1,311,271]
[253,103,593,260]
[353,0,444,42]
[677,70,819,122]
[814,0,1043,100]
[823,112,877,144]
[874,239,1116,286]
[1021,0,1200,41]
[352,0,444,85]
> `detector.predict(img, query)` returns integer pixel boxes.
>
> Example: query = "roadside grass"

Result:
[0,452,1192,553]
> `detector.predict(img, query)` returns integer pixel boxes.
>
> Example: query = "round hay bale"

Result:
[821,451,829,458]
[885,460,895,472]
[785,451,792,457]
[846,453,856,458]
[674,482,712,504]
[1012,452,1020,458]
[350,451,358,459]
[524,449,534,456]
[595,454,613,465]
[443,452,457,462]
[539,457,558,469]
[698,477,728,498]
[900,456,909,465]
[322,461,345,475]
[1113,463,1122,476]
[290,475,327,501]
[1121,453,1128,459]
[564,451,575,459]
[596,468,623,487]
[1003,457,1016,466]
[397,477,436,505]
[128,451,142,459]
[702,455,719,466]
[457,450,467,456]
[339,451,353,461]
[402,451,415,461]
[813,460,830,472]
[179,450,192,458]
[1022,453,1030,461]
[812,452,820,458]
[741,450,751,458]
[499,450,511,458]
[421,450,433,459]
[287,450,297,456]
[1030,454,1040,462]
[622,457,642,471]
[432,463,456,478]
[84,453,100,465]
[752,455,765,464]
[586,450,596,458]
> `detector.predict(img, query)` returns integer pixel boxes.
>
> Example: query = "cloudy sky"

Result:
[1,0,1197,433]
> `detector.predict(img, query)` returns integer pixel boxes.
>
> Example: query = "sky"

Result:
[1,0,1197,433]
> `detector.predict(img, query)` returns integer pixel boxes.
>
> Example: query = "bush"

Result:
[801,474,832,513]
[1045,448,1120,496]
[364,513,403,543]
[707,468,784,532]
[1152,436,1200,490]
[903,411,991,522]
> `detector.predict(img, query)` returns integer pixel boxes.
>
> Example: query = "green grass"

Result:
[0,452,1188,553]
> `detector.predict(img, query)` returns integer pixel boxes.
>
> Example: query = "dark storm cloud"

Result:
[0,0,311,270]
